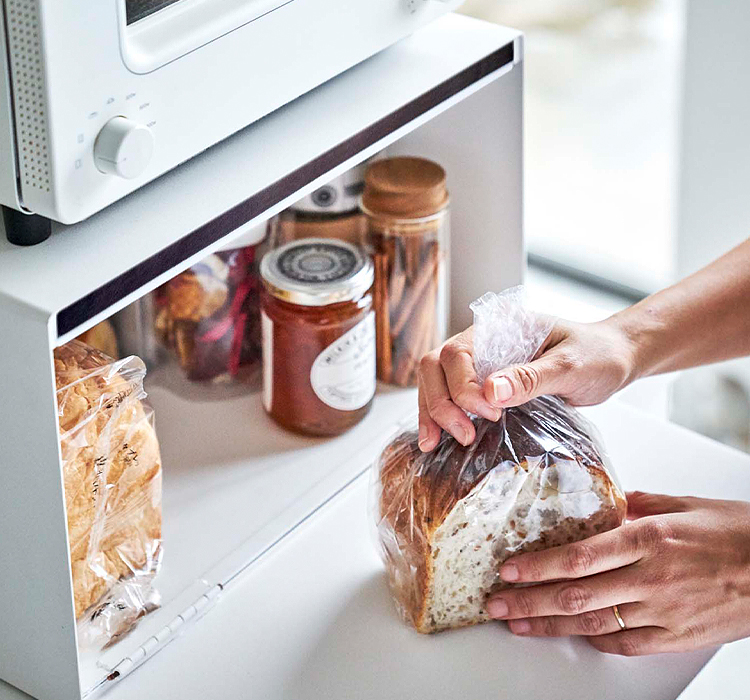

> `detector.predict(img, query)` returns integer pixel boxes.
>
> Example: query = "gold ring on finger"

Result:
[612,604,627,631]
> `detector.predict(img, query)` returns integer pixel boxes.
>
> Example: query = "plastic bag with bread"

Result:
[55,339,162,648]
[374,287,626,633]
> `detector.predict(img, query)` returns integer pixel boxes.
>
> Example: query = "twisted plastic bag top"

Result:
[470,286,555,384]
[374,287,626,634]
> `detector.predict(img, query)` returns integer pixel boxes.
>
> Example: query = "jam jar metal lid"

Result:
[260,238,374,307]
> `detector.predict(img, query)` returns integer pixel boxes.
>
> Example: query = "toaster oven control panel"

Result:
[93,117,155,179]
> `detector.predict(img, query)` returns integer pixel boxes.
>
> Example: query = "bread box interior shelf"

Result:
[0,14,523,700]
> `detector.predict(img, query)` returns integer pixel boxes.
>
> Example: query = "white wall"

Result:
[677,0,750,275]
[677,0,750,388]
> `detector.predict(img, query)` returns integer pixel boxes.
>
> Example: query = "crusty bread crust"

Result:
[378,396,627,633]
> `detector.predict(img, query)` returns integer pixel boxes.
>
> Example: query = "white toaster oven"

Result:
[0,0,460,244]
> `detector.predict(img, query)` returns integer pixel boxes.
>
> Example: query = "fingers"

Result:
[439,342,501,422]
[587,627,679,656]
[506,602,647,638]
[498,526,642,584]
[486,569,642,621]
[626,491,689,520]
[417,327,502,451]
[417,375,442,452]
[417,350,475,449]
[484,353,569,409]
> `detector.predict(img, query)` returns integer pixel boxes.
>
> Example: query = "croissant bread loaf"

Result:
[75,319,119,359]
[376,395,627,634]
[55,340,162,620]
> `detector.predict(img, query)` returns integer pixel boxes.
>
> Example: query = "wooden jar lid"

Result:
[362,157,449,219]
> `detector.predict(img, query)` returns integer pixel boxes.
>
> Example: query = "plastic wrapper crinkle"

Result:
[374,287,627,633]
[55,340,163,649]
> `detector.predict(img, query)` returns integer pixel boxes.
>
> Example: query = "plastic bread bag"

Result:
[373,287,627,633]
[55,340,163,649]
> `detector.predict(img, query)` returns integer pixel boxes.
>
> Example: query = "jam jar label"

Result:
[310,312,376,411]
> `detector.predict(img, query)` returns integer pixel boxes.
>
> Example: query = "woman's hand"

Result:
[417,317,637,452]
[485,491,750,655]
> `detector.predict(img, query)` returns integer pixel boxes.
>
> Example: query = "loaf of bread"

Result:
[75,319,119,359]
[55,340,162,621]
[376,395,627,634]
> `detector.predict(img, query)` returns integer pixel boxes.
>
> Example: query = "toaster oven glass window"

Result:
[126,0,183,24]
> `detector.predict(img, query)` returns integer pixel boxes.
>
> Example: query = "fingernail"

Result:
[478,405,501,422]
[486,598,508,619]
[491,376,513,403]
[500,563,519,581]
[418,424,428,449]
[451,423,471,445]
[510,619,531,635]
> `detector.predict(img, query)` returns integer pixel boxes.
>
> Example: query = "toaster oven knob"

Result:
[94,117,154,179]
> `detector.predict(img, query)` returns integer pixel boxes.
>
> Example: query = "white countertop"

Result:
[2,399,748,700]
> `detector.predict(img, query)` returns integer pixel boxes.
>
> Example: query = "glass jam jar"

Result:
[149,224,266,392]
[260,238,376,436]
[267,162,370,250]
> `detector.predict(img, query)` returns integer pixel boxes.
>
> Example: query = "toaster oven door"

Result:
[126,0,183,24]
[120,0,295,73]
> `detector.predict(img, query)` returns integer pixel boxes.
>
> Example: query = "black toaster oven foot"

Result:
[2,206,52,246]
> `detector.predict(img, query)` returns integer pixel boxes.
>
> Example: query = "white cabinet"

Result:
[0,14,522,700]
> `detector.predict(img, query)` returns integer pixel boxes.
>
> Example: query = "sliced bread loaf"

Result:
[377,396,626,633]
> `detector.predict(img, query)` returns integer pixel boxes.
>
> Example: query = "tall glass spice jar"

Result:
[260,238,376,436]
[362,157,450,387]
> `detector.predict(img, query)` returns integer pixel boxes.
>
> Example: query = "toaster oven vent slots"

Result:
[5,0,50,194]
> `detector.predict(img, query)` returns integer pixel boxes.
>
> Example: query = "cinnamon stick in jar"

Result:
[374,253,393,381]
[387,237,406,313]
[391,243,441,338]
[393,297,435,386]
[392,251,441,386]
[363,157,450,388]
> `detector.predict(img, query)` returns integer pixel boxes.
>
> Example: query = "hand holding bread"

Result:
[417,316,637,452]
[487,492,750,656]
[407,248,750,653]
